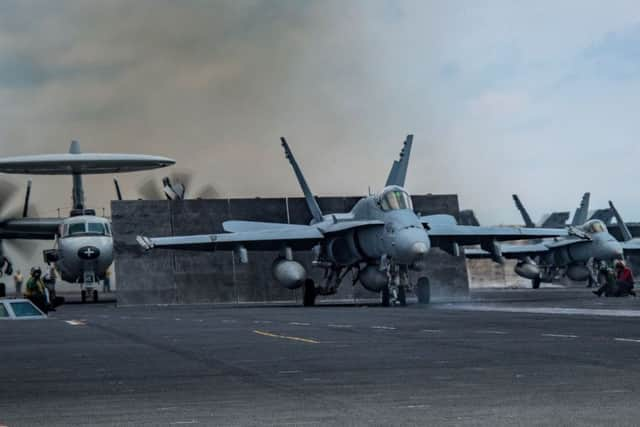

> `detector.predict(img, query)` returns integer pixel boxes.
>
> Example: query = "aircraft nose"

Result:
[394,228,430,263]
[411,242,428,256]
[601,239,624,259]
[612,241,624,258]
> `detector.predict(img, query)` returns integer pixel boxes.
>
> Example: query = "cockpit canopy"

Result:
[582,219,606,234]
[63,220,112,237]
[378,186,413,211]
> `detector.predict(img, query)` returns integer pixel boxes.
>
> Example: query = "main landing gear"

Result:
[381,276,431,307]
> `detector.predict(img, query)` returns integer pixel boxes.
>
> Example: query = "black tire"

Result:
[398,286,407,306]
[0,283,5,298]
[92,290,99,303]
[303,279,316,307]
[532,277,541,289]
[81,290,87,303]
[416,277,430,304]
[381,287,391,307]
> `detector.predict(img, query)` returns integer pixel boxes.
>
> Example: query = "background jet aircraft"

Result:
[467,192,626,288]
[0,141,174,302]
[138,134,567,306]
[512,192,591,229]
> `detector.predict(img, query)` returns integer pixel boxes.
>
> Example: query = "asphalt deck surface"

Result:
[2,288,640,426]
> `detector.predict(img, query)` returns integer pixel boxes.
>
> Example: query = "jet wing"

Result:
[621,240,640,252]
[0,218,63,239]
[141,219,387,252]
[223,220,384,235]
[138,227,325,252]
[465,243,551,259]
[425,221,569,246]
[223,221,312,233]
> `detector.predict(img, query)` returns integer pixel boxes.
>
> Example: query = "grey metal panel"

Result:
[112,200,176,305]
[229,198,288,223]
[171,199,233,303]
[412,194,459,218]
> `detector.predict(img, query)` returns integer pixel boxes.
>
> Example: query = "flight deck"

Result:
[1,288,639,426]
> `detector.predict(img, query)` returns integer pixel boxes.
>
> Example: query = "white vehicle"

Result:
[0,298,46,320]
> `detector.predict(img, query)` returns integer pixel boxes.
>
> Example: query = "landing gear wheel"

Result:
[398,287,407,306]
[532,277,541,289]
[81,290,87,303]
[381,287,391,307]
[416,277,431,304]
[92,290,99,303]
[303,279,316,307]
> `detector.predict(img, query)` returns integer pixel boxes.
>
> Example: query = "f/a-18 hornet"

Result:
[0,141,174,302]
[138,135,566,306]
[467,192,629,288]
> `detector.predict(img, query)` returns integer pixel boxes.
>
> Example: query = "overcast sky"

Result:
[1,0,640,226]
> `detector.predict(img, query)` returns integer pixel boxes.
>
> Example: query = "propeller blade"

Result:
[0,181,18,216]
[3,239,39,259]
[169,171,193,193]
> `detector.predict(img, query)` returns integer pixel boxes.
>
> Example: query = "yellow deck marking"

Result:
[253,330,319,344]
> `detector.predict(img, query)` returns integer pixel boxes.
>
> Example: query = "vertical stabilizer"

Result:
[512,194,535,228]
[280,137,323,223]
[385,134,413,187]
[571,192,590,226]
[608,201,633,242]
[69,140,85,210]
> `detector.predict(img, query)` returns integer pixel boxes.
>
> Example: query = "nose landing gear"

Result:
[80,271,99,303]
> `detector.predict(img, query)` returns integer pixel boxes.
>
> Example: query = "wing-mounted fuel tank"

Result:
[272,257,307,289]
[514,259,540,280]
[359,265,388,292]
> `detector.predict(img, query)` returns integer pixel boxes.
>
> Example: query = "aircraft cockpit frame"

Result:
[377,186,413,212]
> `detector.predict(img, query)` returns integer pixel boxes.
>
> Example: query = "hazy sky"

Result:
[1,0,640,226]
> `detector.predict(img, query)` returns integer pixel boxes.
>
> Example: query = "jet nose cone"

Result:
[393,228,430,264]
[412,242,428,256]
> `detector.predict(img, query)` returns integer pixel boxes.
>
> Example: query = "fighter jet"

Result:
[137,134,567,306]
[0,141,174,302]
[467,192,624,288]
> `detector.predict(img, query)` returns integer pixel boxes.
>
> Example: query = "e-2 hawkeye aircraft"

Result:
[0,141,174,302]
[466,192,628,288]
[137,134,567,306]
